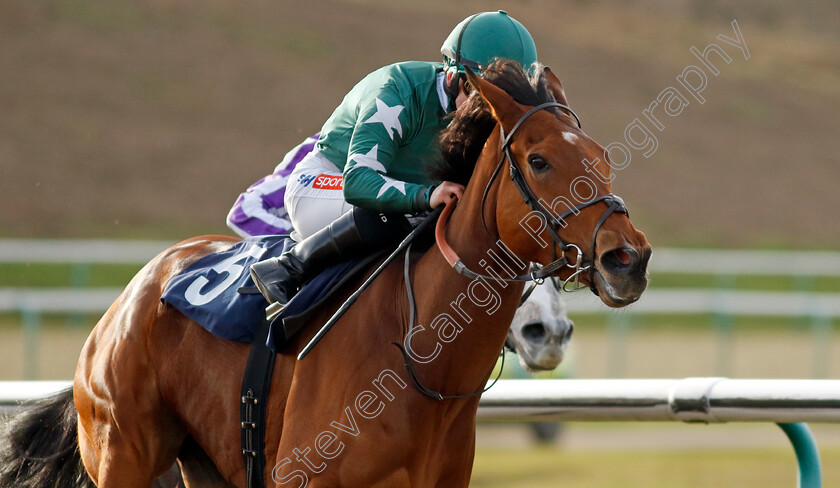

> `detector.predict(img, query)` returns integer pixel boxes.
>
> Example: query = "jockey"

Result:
[241,11,539,308]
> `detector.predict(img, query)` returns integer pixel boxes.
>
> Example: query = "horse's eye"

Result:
[528,154,549,173]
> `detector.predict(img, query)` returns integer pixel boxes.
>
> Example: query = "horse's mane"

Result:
[431,60,558,185]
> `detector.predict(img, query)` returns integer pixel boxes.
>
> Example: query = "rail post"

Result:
[778,423,821,488]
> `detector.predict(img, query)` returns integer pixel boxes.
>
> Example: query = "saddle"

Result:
[160,237,385,487]
[161,236,382,348]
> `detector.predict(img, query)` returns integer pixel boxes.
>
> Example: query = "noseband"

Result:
[438,101,629,291]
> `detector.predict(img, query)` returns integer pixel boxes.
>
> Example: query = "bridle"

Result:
[397,99,632,402]
[437,101,629,292]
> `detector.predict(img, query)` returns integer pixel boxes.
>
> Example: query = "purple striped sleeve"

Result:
[226,134,319,237]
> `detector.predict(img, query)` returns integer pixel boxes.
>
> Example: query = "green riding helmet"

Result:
[441,10,538,74]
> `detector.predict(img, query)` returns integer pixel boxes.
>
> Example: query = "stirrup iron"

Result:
[265,301,285,322]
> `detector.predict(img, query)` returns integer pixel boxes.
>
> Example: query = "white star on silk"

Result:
[347,144,407,199]
[364,98,404,140]
[376,175,406,198]
[348,144,386,174]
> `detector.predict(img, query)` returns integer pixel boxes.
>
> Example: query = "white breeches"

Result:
[284,150,353,240]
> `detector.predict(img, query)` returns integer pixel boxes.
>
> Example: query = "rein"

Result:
[393,243,505,401]
[441,101,629,291]
[388,102,631,401]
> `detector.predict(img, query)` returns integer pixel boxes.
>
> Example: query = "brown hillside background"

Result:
[1,0,838,248]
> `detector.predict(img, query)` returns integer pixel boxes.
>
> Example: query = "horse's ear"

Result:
[543,66,569,106]
[465,68,522,131]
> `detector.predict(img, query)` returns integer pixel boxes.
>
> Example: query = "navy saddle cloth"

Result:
[161,236,380,351]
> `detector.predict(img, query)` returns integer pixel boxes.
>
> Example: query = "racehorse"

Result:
[0,62,650,487]
[507,279,575,373]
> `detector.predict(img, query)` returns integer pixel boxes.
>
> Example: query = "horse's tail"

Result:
[0,387,95,488]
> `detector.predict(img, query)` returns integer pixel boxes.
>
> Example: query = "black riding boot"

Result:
[249,207,411,307]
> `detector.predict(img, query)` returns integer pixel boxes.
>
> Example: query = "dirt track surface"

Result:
[2,0,838,247]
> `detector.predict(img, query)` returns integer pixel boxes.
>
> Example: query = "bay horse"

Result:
[0,61,650,487]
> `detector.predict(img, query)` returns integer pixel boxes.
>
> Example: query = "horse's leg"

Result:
[75,299,188,487]
[153,463,187,488]
[73,237,252,487]
[76,371,187,487]
[95,439,180,488]
[177,436,237,488]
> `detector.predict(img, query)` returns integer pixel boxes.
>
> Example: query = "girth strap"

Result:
[240,316,277,488]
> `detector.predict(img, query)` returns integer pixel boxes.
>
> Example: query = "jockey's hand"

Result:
[430,181,465,208]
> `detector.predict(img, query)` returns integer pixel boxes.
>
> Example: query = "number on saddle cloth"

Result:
[161,237,294,342]
[160,235,379,350]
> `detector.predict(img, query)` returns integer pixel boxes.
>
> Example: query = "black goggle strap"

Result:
[442,48,483,72]
[443,13,481,103]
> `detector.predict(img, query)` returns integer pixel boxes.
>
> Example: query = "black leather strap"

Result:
[396,246,505,401]
[450,99,631,292]
[240,317,277,488]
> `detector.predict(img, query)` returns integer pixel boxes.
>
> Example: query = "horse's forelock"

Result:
[432,60,556,185]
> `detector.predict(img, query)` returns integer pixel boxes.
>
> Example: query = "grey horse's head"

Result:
[506,281,574,372]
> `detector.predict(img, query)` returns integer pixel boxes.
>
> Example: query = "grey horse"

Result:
[506,279,574,372]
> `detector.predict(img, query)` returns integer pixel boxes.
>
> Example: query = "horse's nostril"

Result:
[565,322,575,341]
[601,247,637,275]
[614,248,631,265]
[521,322,547,343]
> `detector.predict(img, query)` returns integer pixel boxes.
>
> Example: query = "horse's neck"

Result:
[409,132,525,394]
